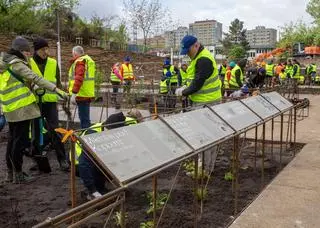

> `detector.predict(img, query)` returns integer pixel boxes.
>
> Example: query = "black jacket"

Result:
[182,46,214,96]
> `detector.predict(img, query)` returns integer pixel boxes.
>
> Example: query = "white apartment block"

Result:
[189,19,222,46]
[246,26,277,59]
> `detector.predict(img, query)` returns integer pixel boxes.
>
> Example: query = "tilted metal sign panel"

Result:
[211,100,261,131]
[261,92,293,111]
[164,108,235,150]
[81,119,192,184]
[242,95,279,119]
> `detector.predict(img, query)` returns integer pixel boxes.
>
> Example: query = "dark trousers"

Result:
[77,101,91,129]
[33,102,67,163]
[6,120,30,172]
[168,82,177,109]
[78,152,107,194]
[111,81,120,103]
[123,80,132,94]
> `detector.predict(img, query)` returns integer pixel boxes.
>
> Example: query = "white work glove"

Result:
[175,85,187,96]
[70,93,77,105]
[32,84,39,91]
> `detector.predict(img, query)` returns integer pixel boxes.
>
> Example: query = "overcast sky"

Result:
[77,0,313,35]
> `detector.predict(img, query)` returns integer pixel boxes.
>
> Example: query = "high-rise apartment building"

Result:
[189,20,222,46]
[246,26,277,59]
[164,26,189,51]
[246,26,277,48]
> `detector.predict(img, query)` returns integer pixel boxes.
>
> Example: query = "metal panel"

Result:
[164,108,235,149]
[211,100,261,131]
[241,95,280,119]
[261,91,293,111]
[81,119,192,184]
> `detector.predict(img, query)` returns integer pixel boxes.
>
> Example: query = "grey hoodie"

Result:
[0,52,57,122]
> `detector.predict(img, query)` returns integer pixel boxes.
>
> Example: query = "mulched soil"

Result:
[0,127,304,228]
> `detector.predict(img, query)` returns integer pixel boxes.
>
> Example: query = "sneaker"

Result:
[59,160,70,172]
[13,172,35,184]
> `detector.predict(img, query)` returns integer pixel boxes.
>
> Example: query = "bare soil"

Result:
[0,126,304,228]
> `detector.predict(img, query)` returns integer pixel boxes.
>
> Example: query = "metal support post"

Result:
[152,175,158,226]
[261,123,265,188]
[70,140,77,223]
[254,126,258,172]
[233,135,240,215]
[194,155,199,228]
[280,114,284,169]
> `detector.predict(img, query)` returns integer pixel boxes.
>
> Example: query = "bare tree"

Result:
[122,0,165,51]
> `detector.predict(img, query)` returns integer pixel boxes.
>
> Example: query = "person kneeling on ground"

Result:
[74,109,143,200]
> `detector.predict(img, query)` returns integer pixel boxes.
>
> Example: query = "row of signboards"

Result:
[80,92,293,185]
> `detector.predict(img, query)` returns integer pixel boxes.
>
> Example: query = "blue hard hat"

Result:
[241,85,249,93]
[163,59,170,65]
[124,56,131,62]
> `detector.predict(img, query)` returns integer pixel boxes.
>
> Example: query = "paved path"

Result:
[230,94,320,228]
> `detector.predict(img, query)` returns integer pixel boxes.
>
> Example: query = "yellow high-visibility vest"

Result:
[30,57,58,102]
[68,55,95,97]
[122,63,134,80]
[163,65,178,84]
[0,67,36,113]
[229,65,243,88]
[186,48,221,103]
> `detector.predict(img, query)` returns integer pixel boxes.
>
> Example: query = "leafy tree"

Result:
[228,45,247,61]
[221,18,250,56]
[306,0,320,24]
[0,0,45,34]
[277,20,318,48]
[122,0,166,51]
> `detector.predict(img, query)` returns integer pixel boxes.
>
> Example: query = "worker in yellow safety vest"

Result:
[73,110,142,200]
[176,35,221,106]
[110,62,123,104]
[30,38,69,172]
[223,61,236,96]
[292,59,304,84]
[0,36,68,184]
[265,59,275,87]
[69,46,96,129]
[120,56,135,95]
[229,59,247,89]
[219,59,227,83]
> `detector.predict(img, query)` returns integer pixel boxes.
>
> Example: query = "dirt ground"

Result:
[0,123,304,228]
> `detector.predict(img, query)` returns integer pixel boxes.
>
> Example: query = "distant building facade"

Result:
[189,19,222,46]
[246,26,277,59]
[164,26,189,51]
[136,35,165,51]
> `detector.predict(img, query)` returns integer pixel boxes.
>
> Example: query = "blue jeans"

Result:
[77,101,91,129]
[78,152,107,194]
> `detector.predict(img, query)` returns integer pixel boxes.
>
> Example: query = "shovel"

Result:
[32,88,51,173]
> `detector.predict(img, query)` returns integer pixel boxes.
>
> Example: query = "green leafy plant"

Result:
[113,210,128,227]
[140,220,154,228]
[146,192,168,214]
[194,187,208,201]
[183,160,209,180]
[224,171,234,181]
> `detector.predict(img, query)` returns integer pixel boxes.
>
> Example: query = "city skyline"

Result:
[77,0,313,34]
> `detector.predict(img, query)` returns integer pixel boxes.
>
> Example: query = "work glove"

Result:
[175,85,187,96]
[165,71,172,77]
[32,84,39,91]
[70,93,77,105]
[54,87,69,101]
